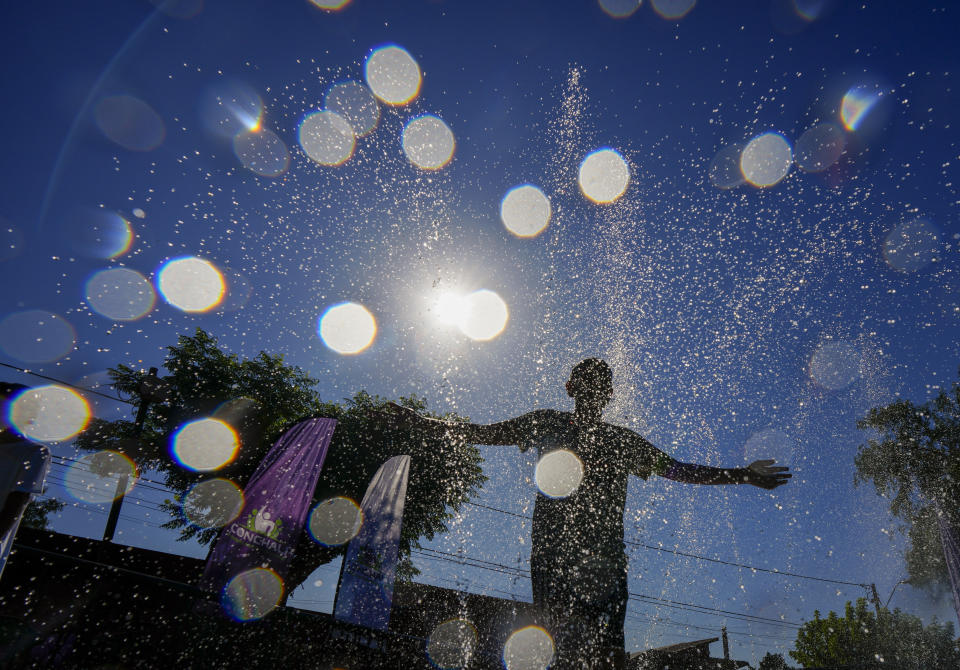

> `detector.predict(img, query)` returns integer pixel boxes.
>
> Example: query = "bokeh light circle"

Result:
[652,0,697,19]
[598,0,641,18]
[740,132,792,187]
[63,450,137,504]
[503,626,554,670]
[809,340,860,390]
[71,209,134,259]
[500,185,551,238]
[182,478,245,529]
[171,418,239,471]
[364,45,422,106]
[708,143,746,189]
[402,115,455,170]
[223,568,284,621]
[578,148,630,203]
[743,428,794,466]
[157,256,225,312]
[233,128,291,176]
[309,0,352,10]
[795,123,846,173]
[883,219,941,272]
[299,110,356,166]
[94,94,165,151]
[841,85,882,131]
[324,81,380,137]
[458,290,509,341]
[319,302,377,354]
[0,310,76,363]
[85,268,156,321]
[426,618,478,669]
[308,496,363,546]
[8,385,90,443]
[535,449,584,498]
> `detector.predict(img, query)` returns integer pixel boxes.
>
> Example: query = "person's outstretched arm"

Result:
[628,432,790,489]
[381,402,544,445]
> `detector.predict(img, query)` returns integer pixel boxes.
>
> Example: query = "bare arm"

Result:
[631,433,790,489]
[382,402,540,446]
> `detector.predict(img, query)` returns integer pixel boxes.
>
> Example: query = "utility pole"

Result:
[103,367,172,543]
[721,626,729,660]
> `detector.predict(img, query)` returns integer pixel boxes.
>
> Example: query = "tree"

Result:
[75,329,487,588]
[758,652,794,670]
[22,498,65,530]
[855,370,960,591]
[789,598,960,669]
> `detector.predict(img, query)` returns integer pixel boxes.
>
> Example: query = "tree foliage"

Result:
[22,498,65,530]
[75,329,488,586]
[789,598,959,669]
[855,370,960,590]
[757,652,794,670]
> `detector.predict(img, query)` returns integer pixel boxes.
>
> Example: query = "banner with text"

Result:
[200,417,337,620]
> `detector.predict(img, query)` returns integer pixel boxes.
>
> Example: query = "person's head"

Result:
[565,358,613,409]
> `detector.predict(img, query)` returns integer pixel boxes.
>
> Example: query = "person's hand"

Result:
[745,459,791,489]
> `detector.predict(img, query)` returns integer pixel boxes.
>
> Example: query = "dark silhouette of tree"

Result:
[75,328,487,586]
[789,598,959,669]
[855,369,960,591]
[22,498,65,530]
[757,652,794,670]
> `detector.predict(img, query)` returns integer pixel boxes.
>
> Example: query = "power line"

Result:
[463,500,864,588]
[0,361,132,404]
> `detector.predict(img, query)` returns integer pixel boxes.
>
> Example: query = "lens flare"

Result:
[182,478,245,528]
[503,626,554,670]
[157,256,225,312]
[535,449,584,498]
[171,418,239,471]
[458,290,509,341]
[841,85,882,131]
[501,185,551,238]
[743,428,794,466]
[223,568,284,621]
[7,385,90,443]
[0,310,75,363]
[85,268,156,321]
[794,123,846,173]
[740,132,792,187]
[809,340,860,390]
[309,0,352,9]
[578,148,630,203]
[708,143,746,189]
[365,45,422,106]
[426,619,478,669]
[308,497,363,546]
[651,0,697,19]
[71,209,134,259]
[598,0,641,18]
[233,127,290,177]
[319,302,377,354]
[883,219,941,272]
[201,81,264,138]
[94,94,165,152]
[299,110,356,166]
[402,115,455,170]
[63,450,136,504]
[324,81,380,137]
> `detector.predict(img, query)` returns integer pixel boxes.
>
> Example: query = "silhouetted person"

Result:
[387,358,790,669]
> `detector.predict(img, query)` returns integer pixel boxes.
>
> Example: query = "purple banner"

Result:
[937,509,960,628]
[334,454,411,630]
[199,417,337,618]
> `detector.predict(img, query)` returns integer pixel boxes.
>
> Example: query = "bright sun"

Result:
[433,292,467,326]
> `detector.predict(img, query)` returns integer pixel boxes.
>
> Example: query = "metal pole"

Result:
[102,473,129,542]
[869,583,884,617]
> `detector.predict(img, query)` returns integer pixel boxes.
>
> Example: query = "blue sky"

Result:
[2,0,959,664]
